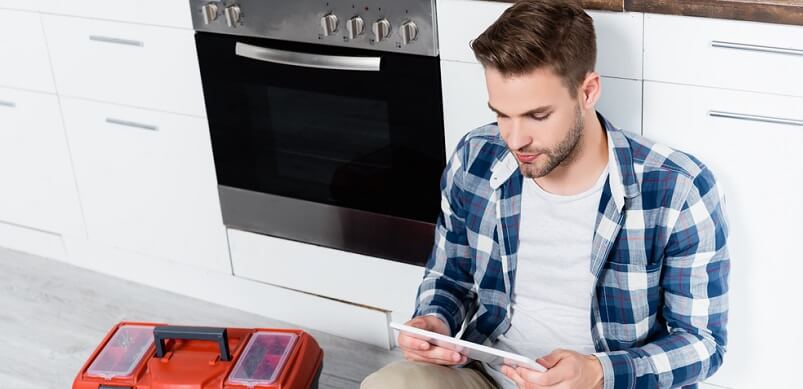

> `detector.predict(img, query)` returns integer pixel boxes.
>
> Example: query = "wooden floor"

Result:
[0,247,402,388]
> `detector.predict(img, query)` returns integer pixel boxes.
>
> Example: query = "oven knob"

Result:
[400,20,418,45]
[224,5,241,27]
[201,2,219,25]
[372,18,391,42]
[321,13,338,36]
[346,16,365,40]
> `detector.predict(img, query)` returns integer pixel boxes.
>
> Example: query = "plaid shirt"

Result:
[414,112,730,389]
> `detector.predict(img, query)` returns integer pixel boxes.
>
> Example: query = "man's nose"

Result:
[506,119,532,151]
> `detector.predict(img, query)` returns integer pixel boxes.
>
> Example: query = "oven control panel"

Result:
[190,0,438,56]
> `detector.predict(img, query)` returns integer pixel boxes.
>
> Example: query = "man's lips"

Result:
[516,153,540,163]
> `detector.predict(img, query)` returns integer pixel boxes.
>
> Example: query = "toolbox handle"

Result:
[153,326,232,361]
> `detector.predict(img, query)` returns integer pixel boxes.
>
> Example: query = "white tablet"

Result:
[390,322,547,372]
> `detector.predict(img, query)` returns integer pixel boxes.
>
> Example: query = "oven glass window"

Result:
[197,32,445,223]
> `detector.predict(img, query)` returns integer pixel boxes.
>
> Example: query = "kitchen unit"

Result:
[0,5,801,389]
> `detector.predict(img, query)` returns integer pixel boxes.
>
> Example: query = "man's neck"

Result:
[533,111,609,196]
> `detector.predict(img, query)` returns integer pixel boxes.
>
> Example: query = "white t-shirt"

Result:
[485,166,608,388]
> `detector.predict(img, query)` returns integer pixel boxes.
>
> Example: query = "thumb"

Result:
[537,349,571,369]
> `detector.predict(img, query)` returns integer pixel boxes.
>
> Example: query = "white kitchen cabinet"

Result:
[228,228,423,321]
[645,13,803,98]
[437,0,643,80]
[0,87,83,237]
[37,0,192,29]
[59,97,230,273]
[0,9,55,93]
[441,60,642,157]
[643,81,803,389]
[42,15,205,117]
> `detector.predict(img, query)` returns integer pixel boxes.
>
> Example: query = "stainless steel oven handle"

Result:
[235,42,381,72]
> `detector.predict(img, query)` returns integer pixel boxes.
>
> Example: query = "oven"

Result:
[191,0,444,265]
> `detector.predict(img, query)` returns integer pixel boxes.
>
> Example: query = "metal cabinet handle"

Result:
[708,110,803,127]
[0,100,15,108]
[235,42,381,72]
[711,40,803,57]
[106,118,158,131]
[89,35,144,47]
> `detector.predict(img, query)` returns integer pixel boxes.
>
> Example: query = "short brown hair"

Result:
[470,0,597,98]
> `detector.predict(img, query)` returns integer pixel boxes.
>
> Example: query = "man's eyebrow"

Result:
[487,102,553,117]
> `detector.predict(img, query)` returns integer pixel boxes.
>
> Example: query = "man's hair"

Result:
[470,0,597,98]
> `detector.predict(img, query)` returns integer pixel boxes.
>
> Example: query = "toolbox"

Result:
[73,322,323,389]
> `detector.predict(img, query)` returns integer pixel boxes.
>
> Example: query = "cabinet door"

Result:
[0,87,83,236]
[0,9,55,92]
[61,97,230,273]
[643,81,803,388]
[441,60,642,157]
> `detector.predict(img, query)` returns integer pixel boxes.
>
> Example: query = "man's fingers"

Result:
[515,367,547,384]
[396,333,430,351]
[502,366,528,388]
[537,348,572,369]
[402,348,467,366]
[527,359,572,386]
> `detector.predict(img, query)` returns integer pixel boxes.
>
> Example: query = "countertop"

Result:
[483,0,803,26]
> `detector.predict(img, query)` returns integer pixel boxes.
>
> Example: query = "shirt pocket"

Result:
[597,261,662,347]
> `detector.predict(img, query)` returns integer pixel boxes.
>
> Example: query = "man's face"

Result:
[485,66,585,178]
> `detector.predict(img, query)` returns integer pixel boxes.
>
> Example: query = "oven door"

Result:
[196,32,445,265]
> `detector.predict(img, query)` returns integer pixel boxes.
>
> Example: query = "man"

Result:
[362,1,730,388]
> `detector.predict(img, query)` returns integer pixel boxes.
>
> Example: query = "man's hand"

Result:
[397,316,468,366]
[501,349,603,389]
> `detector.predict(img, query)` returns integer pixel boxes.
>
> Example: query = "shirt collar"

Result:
[489,111,640,211]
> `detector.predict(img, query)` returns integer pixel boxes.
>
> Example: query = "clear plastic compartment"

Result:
[226,331,298,387]
[86,324,155,379]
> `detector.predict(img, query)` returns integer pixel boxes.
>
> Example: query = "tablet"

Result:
[390,322,546,372]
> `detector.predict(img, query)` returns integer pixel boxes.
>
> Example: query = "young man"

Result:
[362,1,730,388]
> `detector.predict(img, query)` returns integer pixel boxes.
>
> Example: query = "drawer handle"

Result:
[711,40,803,57]
[106,118,158,131]
[0,100,15,108]
[709,110,803,127]
[89,35,144,47]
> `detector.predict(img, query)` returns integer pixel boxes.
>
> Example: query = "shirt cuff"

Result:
[593,351,635,389]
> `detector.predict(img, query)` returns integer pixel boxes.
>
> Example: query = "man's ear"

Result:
[579,72,601,110]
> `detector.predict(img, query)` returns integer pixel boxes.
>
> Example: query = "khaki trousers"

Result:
[360,360,499,389]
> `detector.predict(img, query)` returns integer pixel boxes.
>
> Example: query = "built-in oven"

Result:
[191,0,444,265]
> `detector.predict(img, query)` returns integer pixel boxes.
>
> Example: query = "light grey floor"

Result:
[0,247,402,389]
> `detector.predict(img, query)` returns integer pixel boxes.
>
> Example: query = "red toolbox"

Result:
[73,322,323,389]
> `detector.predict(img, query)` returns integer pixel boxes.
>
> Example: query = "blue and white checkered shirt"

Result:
[414,112,730,389]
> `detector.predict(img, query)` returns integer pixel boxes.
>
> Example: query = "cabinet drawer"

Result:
[0,87,83,235]
[644,13,803,97]
[437,0,643,79]
[643,81,803,389]
[60,97,229,273]
[38,0,191,29]
[43,15,205,116]
[228,228,422,316]
[0,9,55,92]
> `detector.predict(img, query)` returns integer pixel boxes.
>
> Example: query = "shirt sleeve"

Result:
[413,136,478,336]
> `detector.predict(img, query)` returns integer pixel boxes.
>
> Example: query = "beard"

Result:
[517,104,585,178]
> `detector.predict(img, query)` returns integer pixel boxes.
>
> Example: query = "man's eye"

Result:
[530,113,551,121]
